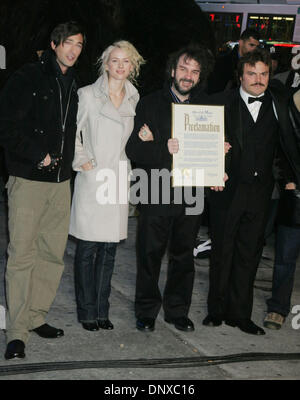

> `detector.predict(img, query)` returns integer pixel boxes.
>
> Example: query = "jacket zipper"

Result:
[56,78,74,182]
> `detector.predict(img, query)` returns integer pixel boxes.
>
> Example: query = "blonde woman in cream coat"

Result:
[70,41,145,331]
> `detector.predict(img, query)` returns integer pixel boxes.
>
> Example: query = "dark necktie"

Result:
[248,96,264,104]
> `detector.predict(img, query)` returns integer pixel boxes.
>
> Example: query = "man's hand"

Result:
[37,153,51,169]
[37,153,62,171]
[210,173,228,191]
[225,142,231,154]
[285,182,296,190]
[43,153,51,167]
[168,138,179,154]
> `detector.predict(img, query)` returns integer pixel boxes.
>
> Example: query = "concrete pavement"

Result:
[0,192,300,381]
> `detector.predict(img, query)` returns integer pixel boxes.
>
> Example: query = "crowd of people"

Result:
[0,22,299,360]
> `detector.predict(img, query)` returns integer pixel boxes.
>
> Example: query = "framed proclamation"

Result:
[171,103,225,187]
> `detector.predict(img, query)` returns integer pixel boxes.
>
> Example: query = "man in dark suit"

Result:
[126,45,213,333]
[207,28,260,94]
[203,49,300,335]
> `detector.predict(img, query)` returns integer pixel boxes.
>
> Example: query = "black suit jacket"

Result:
[209,81,300,209]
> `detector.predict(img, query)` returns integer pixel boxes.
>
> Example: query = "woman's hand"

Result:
[81,161,93,171]
[138,124,154,141]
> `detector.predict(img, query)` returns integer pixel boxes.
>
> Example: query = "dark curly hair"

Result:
[166,44,215,84]
[237,48,272,79]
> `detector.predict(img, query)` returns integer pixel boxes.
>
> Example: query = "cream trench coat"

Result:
[69,73,139,242]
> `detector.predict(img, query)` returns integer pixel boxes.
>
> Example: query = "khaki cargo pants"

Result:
[5,177,71,343]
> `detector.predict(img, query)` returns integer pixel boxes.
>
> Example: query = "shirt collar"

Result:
[239,86,265,105]
[169,86,190,104]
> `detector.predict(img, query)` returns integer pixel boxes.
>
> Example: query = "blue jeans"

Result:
[74,240,117,322]
[267,225,300,317]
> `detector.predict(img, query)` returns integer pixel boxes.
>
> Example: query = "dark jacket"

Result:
[209,81,300,209]
[125,82,209,215]
[273,70,300,96]
[206,45,240,94]
[0,49,79,182]
[277,94,300,227]
[0,146,7,183]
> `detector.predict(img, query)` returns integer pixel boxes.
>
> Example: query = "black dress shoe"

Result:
[202,314,223,327]
[225,318,265,335]
[5,340,25,360]
[32,323,64,338]
[98,319,114,330]
[136,318,155,332]
[82,322,99,331]
[165,317,195,332]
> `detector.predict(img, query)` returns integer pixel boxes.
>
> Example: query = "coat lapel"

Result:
[227,91,244,149]
[118,80,139,118]
[92,73,138,125]
[268,86,288,131]
[92,75,122,125]
[255,92,271,124]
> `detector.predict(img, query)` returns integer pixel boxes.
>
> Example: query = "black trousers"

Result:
[135,208,200,320]
[208,179,273,321]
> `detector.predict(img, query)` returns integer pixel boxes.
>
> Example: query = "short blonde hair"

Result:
[96,40,146,85]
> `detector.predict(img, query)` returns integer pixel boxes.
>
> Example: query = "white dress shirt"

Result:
[239,86,265,122]
[239,87,267,177]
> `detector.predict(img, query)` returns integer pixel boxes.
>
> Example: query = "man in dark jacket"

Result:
[0,21,85,359]
[203,49,300,335]
[126,45,212,333]
[207,28,260,94]
[264,90,300,330]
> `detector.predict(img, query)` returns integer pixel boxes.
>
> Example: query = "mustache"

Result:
[251,83,265,87]
[180,79,194,84]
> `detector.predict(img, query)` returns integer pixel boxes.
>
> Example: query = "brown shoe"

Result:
[263,312,285,330]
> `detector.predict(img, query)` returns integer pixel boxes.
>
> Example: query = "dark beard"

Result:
[173,77,195,95]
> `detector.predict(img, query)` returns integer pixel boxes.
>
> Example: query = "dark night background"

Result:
[0,0,215,94]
